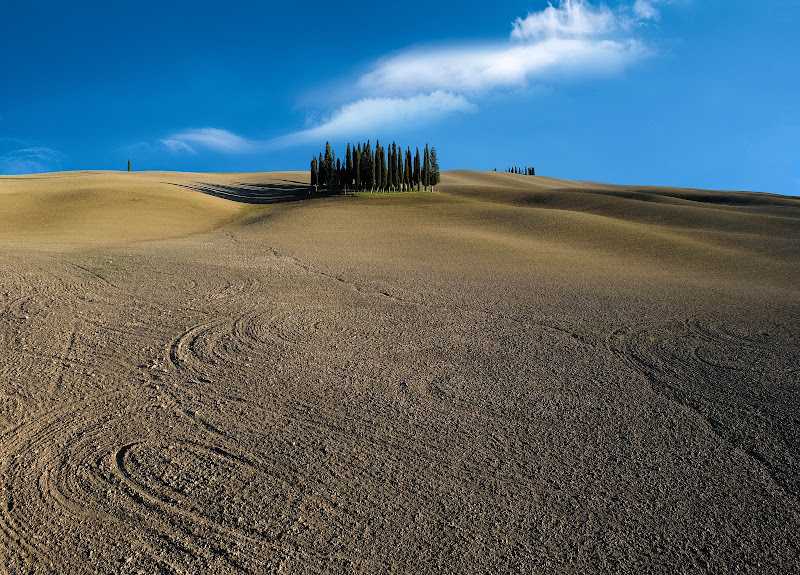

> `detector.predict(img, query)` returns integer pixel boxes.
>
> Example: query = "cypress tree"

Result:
[387,144,394,191]
[395,143,403,191]
[345,143,353,192]
[413,147,421,190]
[360,141,368,190]
[422,144,431,191]
[353,142,361,190]
[405,148,412,190]
[381,146,388,190]
[430,147,440,189]
[364,141,375,191]
[375,141,382,191]
[310,156,318,192]
[319,153,325,188]
[324,142,334,189]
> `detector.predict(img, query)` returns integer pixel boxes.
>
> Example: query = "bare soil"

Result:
[0,170,798,573]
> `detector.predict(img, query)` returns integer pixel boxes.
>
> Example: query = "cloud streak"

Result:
[0,146,64,175]
[271,92,475,147]
[358,38,645,96]
[159,128,260,154]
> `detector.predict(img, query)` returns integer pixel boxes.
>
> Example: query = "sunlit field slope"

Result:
[0,171,306,246]
[0,170,798,573]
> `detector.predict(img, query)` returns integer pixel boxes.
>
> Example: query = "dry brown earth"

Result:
[0,170,798,573]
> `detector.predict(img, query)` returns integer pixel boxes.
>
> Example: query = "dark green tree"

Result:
[345,143,353,193]
[324,142,336,189]
[127,159,131,172]
[310,156,318,192]
[395,143,403,191]
[375,141,383,191]
[422,144,431,191]
[404,147,412,190]
[355,144,362,189]
[386,146,394,190]
[363,141,375,191]
[380,145,388,190]
[430,147,440,189]
[413,147,421,190]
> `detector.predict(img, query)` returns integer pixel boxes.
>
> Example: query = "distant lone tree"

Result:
[127,159,130,172]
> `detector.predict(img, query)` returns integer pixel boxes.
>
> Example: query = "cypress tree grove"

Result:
[310,140,440,194]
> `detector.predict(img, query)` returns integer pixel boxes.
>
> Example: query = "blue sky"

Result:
[1,0,798,195]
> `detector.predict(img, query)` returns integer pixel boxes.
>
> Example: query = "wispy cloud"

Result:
[159,128,260,154]
[633,0,662,20]
[270,92,475,147]
[0,146,64,175]
[358,38,646,96]
[633,0,678,21]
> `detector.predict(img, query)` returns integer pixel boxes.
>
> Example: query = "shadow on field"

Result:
[169,180,314,204]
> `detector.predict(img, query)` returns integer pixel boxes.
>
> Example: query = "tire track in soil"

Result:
[0,387,274,574]
[686,319,800,375]
[0,392,130,573]
[158,309,560,570]
[0,290,61,428]
[607,320,800,504]
[110,439,313,571]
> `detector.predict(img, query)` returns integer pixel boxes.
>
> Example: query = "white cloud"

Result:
[0,147,64,175]
[511,0,616,41]
[159,128,259,154]
[359,38,645,96]
[633,0,661,21]
[358,0,652,97]
[271,91,475,147]
[160,139,197,154]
